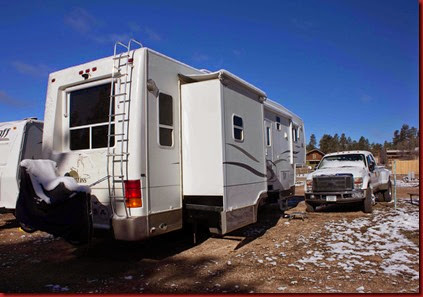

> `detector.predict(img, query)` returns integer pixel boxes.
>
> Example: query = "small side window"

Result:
[266,126,271,146]
[292,126,298,142]
[276,116,281,130]
[158,93,173,147]
[233,115,243,141]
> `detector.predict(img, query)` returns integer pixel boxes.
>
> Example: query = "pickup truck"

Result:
[304,150,392,213]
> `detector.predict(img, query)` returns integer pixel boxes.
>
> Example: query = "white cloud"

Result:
[64,7,99,34]
[291,17,314,31]
[144,27,161,41]
[0,91,26,107]
[360,94,373,103]
[232,49,242,56]
[192,52,209,62]
[11,61,52,78]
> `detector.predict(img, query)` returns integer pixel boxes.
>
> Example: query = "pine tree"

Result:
[307,134,317,151]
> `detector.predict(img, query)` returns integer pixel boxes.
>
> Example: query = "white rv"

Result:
[41,40,305,241]
[0,118,43,209]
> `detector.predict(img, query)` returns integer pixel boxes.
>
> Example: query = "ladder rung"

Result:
[109,113,126,117]
[107,153,129,156]
[113,159,128,162]
[113,72,128,76]
[111,93,127,97]
[118,119,129,123]
[108,133,125,137]
[113,55,130,60]
[119,100,130,103]
[117,139,128,142]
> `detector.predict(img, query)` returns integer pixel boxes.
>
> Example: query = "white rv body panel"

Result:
[264,100,306,192]
[42,44,305,240]
[181,80,224,196]
[0,119,43,209]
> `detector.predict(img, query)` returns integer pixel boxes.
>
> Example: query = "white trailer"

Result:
[41,40,305,241]
[0,118,43,209]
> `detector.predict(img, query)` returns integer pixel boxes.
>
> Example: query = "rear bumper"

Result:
[305,189,368,205]
[112,209,182,241]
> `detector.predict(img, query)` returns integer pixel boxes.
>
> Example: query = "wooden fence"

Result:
[389,159,419,175]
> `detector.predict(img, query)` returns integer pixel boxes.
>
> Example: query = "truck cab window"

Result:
[69,83,114,150]
[158,93,173,147]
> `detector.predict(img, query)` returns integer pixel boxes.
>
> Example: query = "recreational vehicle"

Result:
[35,40,305,241]
[0,118,43,209]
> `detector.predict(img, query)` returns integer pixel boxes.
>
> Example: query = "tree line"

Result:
[307,124,419,164]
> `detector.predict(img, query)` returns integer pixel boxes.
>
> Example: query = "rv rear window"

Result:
[158,93,173,147]
[69,84,112,127]
[69,83,114,150]
[233,115,244,141]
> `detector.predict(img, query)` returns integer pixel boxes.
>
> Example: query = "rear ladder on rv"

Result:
[107,39,142,218]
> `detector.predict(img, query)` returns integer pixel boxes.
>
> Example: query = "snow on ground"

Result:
[294,203,419,280]
[394,180,419,188]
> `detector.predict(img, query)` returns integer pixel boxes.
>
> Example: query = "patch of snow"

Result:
[293,202,419,280]
[395,180,419,188]
[21,159,91,204]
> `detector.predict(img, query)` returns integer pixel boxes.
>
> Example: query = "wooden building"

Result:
[306,149,325,167]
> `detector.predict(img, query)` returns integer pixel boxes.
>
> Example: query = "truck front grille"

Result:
[312,175,353,192]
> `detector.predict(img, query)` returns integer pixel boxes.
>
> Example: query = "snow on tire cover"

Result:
[20,159,90,204]
[17,159,92,244]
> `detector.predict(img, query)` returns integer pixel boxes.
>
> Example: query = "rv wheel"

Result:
[19,222,37,233]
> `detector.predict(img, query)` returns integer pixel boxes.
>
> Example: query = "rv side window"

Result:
[158,93,173,147]
[266,126,271,146]
[233,115,243,141]
[276,116,281,130]
[69,83,114,150]
[292,126,298,142]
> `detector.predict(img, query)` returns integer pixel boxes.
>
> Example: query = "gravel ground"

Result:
[0,186,419,293]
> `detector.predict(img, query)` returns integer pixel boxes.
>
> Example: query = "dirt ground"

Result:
[0,186,419,293]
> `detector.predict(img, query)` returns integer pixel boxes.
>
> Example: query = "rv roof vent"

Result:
[24,117,38,120]
[199,69,212,74]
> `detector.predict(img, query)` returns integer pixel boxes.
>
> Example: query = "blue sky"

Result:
[0,0,418,145]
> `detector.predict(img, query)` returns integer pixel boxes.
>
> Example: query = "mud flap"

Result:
[15,167,92,245]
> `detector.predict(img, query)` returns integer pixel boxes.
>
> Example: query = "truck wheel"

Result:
[363,188,373,213]
[376,192,384,202]
[305,202,316,212]
[383,181,392,202]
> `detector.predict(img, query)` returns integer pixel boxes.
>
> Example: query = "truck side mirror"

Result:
[369,163,375,172]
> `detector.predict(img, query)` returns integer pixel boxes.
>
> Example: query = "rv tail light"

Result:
[92,67,97,72]
[128,58,134,63]
[124,179,142,208]
[79,70,83,75]
[85,69,90,73]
